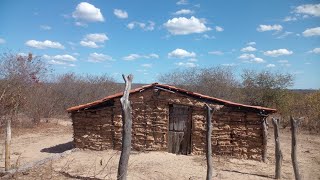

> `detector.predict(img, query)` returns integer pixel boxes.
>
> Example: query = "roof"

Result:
[67,83,277,113]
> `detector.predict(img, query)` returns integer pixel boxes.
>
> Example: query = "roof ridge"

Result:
[67,82,276,113]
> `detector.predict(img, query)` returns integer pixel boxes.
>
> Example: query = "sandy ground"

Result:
[0,123,73,172]
[1,122,319,180]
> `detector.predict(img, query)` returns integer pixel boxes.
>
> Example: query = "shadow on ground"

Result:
[41,141,74,153]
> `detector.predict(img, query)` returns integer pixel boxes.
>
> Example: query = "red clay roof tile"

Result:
[67,83,277,113]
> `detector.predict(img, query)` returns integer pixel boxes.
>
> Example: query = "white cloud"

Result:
[247,41,256,46]
[241,46,256,52]
[252,57,265,63]
[266,64,276,68]
[175,62,197,68]
[202,34,215,39]
[302,27,320,37]
[164,16,211,35]
[84,33,109,42]
[168,48,196,58]
[238,53,255,60]
[257,24,283,32]
[43,54,77,62]
[208,51,224,55]
[114,9,128,19]
[43,54,76,66]
[0,38,5,44]
[144,21,156,31]
[72,2,104,23]
[25,40,64,49]
[308,47,320,54]
[264,49,293,57]
[123,53,159,61]
[127,21,155,31]
[127,23,135,29]
[238,53,265,63]
[177,0,188,5]
[80,41,99,48]
[88,53,113,62]
[278,60,291,67]
[80,33,108,48]
[276,31,293,39]
[48,60,67,65]
[75,22,88,27]
[141,63,152,68]
[294,4,320,17]
[173,9,194,15]
[123,54,140,61]
[282,4,320,22]
[40,25,51,30]
[283,16,297,22]
[148,53,159,59]
[215,26,224,32]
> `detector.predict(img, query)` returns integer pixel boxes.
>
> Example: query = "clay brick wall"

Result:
[71,88,264,160]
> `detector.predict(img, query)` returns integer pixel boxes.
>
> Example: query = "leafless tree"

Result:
[0,52,47,170]
[159,66,241,102]
[241,70,294,107]
[47,73,120,115]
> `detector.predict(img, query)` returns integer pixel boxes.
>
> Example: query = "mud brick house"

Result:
[67,83,276,160]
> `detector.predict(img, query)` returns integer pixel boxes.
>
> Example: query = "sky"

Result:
[0,0,319,89]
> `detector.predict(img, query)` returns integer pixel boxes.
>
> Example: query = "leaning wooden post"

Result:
[290,116,301,180]
[262,116,268,163]
[117,74,133,180]
[205,104,213,180]
[272,118,282,179]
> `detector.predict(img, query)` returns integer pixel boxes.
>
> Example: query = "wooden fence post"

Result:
[5,117,11,171]
[272,118,282,179]
[117,74,133,180]
[205,104,213,180]
[290,116,301,180]
[262,117,268,163]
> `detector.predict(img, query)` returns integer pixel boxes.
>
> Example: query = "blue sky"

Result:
[0,0,319,89]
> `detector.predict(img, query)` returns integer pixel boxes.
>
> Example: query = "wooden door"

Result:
[168,104,192,155]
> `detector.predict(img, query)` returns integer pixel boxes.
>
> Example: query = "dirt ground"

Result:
[0,121,319,180]
[0,122,73,172]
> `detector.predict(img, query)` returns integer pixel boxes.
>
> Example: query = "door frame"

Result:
[167,103,193,155]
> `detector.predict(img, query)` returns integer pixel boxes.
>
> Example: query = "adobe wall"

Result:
[72,88,264,160]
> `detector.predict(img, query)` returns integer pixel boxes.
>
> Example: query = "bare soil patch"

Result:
[1,122,319,179]
[0,122,72,172]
